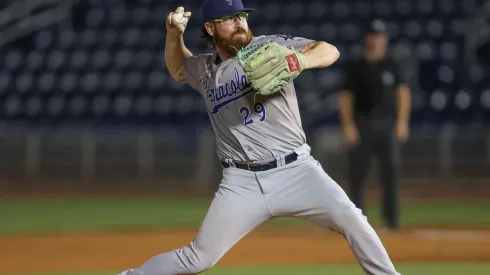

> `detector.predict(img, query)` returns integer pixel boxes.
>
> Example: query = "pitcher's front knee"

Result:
[332,204,368,229]
[174,243,219,274]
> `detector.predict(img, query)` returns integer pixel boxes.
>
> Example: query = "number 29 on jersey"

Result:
[239,102,266,126]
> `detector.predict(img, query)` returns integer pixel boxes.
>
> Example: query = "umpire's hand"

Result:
[342,124,360,147]
[395,121,409,143]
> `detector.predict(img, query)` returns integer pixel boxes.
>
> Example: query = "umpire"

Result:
[338,19,412,230]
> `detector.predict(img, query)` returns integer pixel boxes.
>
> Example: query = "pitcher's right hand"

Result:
[166,7,192,36]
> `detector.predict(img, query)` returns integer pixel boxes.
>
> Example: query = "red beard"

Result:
[215,28,254,56]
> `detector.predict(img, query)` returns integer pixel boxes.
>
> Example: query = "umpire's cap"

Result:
[201,0,254,22]
[364,19,388,34]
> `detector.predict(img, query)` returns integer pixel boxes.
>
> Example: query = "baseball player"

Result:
[117,0,401,274]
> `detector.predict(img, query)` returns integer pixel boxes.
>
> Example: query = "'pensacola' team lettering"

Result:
[203,67,254,114]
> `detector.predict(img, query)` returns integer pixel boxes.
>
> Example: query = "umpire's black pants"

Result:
[347,118,399,229]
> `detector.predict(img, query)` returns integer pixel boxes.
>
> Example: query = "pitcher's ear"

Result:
[204,22,214,37]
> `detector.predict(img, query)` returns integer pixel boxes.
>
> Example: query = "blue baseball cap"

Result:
[201,0,254,22]
[364,19,388,34]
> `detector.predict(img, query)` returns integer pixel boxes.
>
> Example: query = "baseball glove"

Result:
[237,40,307,96]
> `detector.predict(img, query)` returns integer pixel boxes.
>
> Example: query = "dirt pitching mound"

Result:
[2,228,490,274]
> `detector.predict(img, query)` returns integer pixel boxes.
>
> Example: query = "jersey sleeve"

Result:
[265,34,315,52]
[181,54,210,93]
[341,59,358,93]
[393,59,409,86]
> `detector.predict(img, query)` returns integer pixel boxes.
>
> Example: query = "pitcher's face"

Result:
[205,12,254,56]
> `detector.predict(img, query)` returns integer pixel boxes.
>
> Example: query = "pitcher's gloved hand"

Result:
[237,40,307,95]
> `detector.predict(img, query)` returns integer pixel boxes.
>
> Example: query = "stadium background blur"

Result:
[1,0,490,274]
[1,0,489,194]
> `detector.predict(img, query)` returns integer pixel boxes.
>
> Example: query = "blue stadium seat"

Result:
[284,2,305,23]
[5,51,23,73]
[35,30,55,51]
[91,50,110,70]
[78,29,98,50]
[402,20,424,40]
[350,1,372,18]
[14,73,33,95]
[415,0,435,18]
[306,1,327,20]
[393,0,413,17]
[80,72,100,93]
[480,89,490,113]
[426,19,444,39]
[339,23,361,42]
[123,71,144,92]
[373,0,392,18]
[130,7,152,27]
[146,71,167,93]
[3,96,23,118]
[70,96,88,117]
[59,72,79,94]
[46,50,66,71]
[85,8,106,28]
[25,52,45,73]
[262,3,281,23]
[317,23,338,42]
[0,72,12,94]
[46,96,65,117]
[103,71,123,93]
[154,95,174,115]
[134,95,153,116]
[37,73,57,94]
[92,95,111,116]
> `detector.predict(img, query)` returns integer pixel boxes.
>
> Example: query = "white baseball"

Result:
[171,7,191,26]
[172,13,185,24]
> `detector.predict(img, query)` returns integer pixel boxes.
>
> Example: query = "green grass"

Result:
[0,197,210,234]
[3,263,490,275]
[1,197,490,235]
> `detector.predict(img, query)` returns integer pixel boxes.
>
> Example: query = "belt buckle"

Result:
[247,162,260,171]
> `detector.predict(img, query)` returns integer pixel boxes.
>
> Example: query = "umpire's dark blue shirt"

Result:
[342,56,407,118]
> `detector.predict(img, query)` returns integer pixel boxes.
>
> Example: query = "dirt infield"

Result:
[2,228,490,274]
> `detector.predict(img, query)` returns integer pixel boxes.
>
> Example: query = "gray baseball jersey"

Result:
[120,33,401,275]
[182,34,313,162]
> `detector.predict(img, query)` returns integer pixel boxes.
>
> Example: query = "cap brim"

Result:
[205,8,255,22]
[220,8,255,17]
[365,30,386,34]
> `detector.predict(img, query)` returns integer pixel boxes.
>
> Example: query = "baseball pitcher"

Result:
[117,0,401,274]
